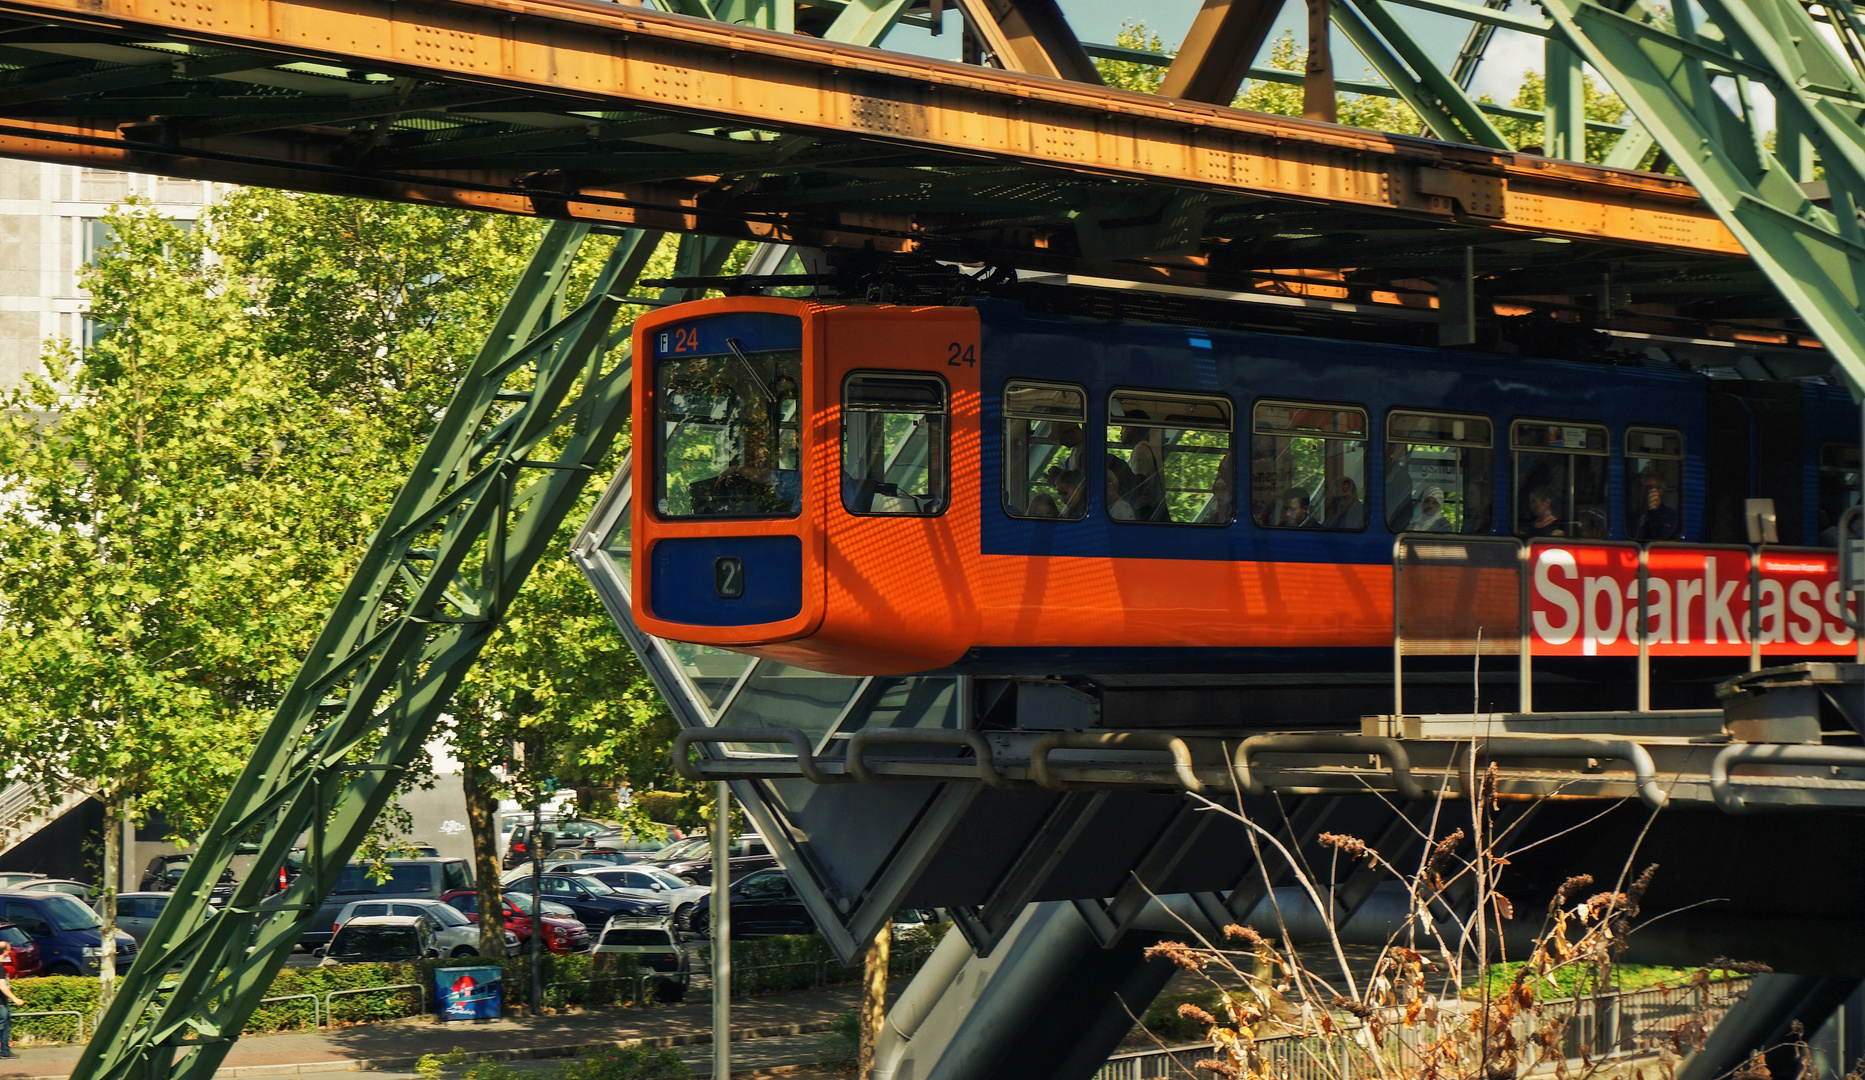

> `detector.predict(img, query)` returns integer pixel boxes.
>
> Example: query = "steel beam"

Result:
[0,0,1746,257]
[68,223,654,1080]
[1158,0,1282,105]
[1540,0,1865,395]
[951,0,1101,83]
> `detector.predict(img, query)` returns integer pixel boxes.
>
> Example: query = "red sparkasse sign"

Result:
[1528,543,1856,656]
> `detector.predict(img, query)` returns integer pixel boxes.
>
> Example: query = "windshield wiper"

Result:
[726,338,776,404]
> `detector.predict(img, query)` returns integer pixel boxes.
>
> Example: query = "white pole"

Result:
[712,782,731,1080]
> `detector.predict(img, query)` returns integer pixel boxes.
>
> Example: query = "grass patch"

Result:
[1477,962,1696,999]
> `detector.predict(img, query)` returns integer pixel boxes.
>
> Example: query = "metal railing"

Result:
[13,1009,86,1045]
[257,992,321,1030]
[323,982,427,1026]
[1096,978,1752,1080]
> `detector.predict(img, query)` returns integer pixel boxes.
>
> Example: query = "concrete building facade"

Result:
[0,159,214,387]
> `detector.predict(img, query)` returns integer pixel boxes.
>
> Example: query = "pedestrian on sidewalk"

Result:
[0,939,22,1058]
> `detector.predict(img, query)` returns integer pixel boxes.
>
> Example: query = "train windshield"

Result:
[656,349,802,519]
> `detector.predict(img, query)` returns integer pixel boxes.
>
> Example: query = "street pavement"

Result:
[0,983,870,1080]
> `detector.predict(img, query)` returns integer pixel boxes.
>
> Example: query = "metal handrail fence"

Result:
[256,992,322,1030]
[13,1010,85,1045]
[323,982,427,1027]
[1094,978,1753,1080]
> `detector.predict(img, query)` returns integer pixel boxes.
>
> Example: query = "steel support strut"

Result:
[69,222,656,1080]
[1538,0,1865,396]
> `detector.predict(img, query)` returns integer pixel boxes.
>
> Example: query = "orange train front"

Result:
[630,295,1861,694]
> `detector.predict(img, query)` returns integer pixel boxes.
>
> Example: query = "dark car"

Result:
[0,891,135,976]
[688,869,812,938]
[661,835,776,887]
[502,873,667,933]
[319,915,440,964]
[296,858,474,948]
[139,855,237,903]
[0,919,44,978]
[438,889,589,954]
[503,820,622,869]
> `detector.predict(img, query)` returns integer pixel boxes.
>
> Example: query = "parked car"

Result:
[575,866,709,930]
[319,915,440,964]
[0,919,43,978]
[438,889,589,954]
[660,835,777,887]
[535,860,619,875]
[503,819,622,869]
[544,849,635,867]
[503,874,668,932]
[332,898,515,958]
[16,878,100,904]
[115,892,192,945]
[298,858,473,948]
[0,874,45,889]
[138,855,237,903]
[591,917,687,1001]
[0,891,136,976]
[641,838,709,865]
[687,870,812,938]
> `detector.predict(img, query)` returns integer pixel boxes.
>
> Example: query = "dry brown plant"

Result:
[1129,765,1761,1080]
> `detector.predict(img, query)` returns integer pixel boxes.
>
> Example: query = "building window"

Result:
[1003,380,1087,520]
[1385,411,1493,534]
[842,371,949,516]
[1818,442,1860,546]
[1105,389,1233,525]
[1251,401,1367,530]
[1512,420,1610,539]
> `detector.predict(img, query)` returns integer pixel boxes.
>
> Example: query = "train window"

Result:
[1625,427,1684,541]
[1105,390,1233,525]
[1251,401,1368,530]
[1818,442,1862,545]
[1511,420,1609,539]
[655,347,802,519]
[1003,381,1088,520]
[842,372,949,516]
[1385,411,1492,534]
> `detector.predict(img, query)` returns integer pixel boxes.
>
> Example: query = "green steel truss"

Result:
[1538,0,1865,394]
[70,222,653,1080]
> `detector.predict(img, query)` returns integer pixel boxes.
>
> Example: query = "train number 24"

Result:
[946,342,976,367]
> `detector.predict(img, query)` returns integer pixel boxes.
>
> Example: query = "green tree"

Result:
[1093,21,1170,94]
[0,204,361,1001]
[1484,69,1633,164]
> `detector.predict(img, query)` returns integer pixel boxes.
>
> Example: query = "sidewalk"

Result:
[0,985,865,1080]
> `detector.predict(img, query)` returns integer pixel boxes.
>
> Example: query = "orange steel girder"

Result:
[0,0,1744,259]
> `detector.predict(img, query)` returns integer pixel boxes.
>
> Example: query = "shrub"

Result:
[557,1045,689,1080]
[814,1010,859,1072]
[12,975,97,1044]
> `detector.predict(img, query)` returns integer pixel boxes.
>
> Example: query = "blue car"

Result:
[0,890,135,977]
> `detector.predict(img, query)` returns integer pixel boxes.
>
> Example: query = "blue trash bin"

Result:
[437,965,503,1021]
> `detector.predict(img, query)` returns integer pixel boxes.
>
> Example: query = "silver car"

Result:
[333,898,516,957]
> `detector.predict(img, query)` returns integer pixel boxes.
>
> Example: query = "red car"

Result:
[437,890,588,954]
[0,919,44,978]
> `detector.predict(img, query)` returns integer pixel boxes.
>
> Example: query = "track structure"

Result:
[16,0,1865,1076]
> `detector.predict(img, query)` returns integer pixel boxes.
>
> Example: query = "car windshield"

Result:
[647,870,689,890]
[602,928,673,947]
[426,904,469,928]
[0,926,28,946]
[504,892,538,915]
[45,895,100,931]
[331,925,421,959]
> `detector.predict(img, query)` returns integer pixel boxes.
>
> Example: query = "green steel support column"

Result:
[1539,0,1865,396]
[1332,0,1515,149]
[1543,38,1585,159]
[69,222,663,1080]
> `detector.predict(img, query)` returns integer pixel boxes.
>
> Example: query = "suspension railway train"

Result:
[627,295,1861,689]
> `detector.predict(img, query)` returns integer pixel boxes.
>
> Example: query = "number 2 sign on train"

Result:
[1530,543,1856,656]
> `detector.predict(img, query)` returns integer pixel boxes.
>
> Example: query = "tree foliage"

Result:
[0,190,692,972]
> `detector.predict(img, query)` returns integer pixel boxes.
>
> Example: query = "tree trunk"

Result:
[98,796,125,1008]
[858,922,890,1079]
[1303,0,1338,124]
[461,763,508,958]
